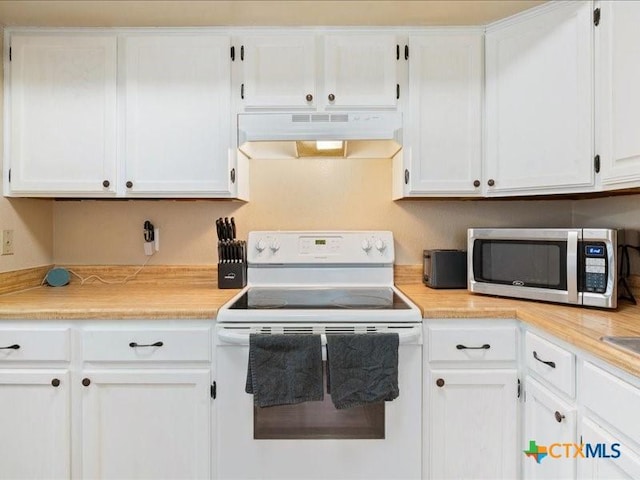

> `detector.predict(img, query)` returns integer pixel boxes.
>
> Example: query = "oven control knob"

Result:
[269,240,280,253]
[361,239,372,252]
[255,239,267,252]
[375,239,386,252]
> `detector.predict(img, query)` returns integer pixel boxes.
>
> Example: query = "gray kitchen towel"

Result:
[326,333,399,410]
[245,334,324,407]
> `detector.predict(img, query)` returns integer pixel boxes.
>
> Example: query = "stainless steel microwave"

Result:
[467,228,618,309]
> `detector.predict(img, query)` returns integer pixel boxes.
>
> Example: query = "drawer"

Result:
[525,332,575,397]
[582,361,640,447]
[82,327,211,362]
[428,325,517,362]
[0,328,70,362]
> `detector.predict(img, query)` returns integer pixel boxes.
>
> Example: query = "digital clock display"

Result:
[585,245,605,257]
[315,239,326,245]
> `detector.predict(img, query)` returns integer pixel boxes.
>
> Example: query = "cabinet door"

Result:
[0,370,70,479]
[240,35,316,109]
[524,377,576,479]
[598,1,640,188]
[429,369,519,479]
[81,369,210,480]
[123,35,233,196]
[8,34,117,196]
[404,33,483,196]
[324,34,398,108]
[485,2,594,195]
[578,417,640,479]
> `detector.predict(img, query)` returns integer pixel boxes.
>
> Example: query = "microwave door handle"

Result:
[567,231,579,304]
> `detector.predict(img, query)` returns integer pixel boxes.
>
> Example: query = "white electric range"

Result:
[215,231,422,479]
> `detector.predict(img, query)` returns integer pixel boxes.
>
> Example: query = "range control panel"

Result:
[247,231,394,265]
[582,242,608,293]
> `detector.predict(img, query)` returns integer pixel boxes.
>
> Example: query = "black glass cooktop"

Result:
[228,287,412,310]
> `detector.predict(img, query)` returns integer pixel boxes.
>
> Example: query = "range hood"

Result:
[237,112,402,159]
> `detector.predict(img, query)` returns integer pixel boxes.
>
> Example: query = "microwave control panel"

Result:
[581,242,608,293]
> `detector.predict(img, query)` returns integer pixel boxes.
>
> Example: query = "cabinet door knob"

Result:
[328,93,335,102]
[436,378,445,388]
[102,180,110,188]
[51,378,60,387]
[306,94,313,102]
[487,179,495,187]
[82,378,91,387]
[473,180,480,187]
[554,411,565,423]
[126,181,133,189]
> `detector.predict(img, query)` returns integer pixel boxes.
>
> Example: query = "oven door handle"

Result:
[216,328,422,346]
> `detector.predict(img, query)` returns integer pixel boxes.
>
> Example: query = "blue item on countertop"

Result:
[246,334,323,407]
[45,267,70,287]
[326,333,399,409]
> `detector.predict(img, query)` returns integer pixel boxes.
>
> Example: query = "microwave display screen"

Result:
[473,240,567,289]
[585,245,605,257]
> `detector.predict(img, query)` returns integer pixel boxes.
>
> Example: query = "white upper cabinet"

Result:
[7,33,117,196]
[6,31,241,199]
[123,34,235,197]
[485,1,594,196]
[323,34,398,109]
[597,1,640,189]
[399,32,483,197]
[237,32,399,111]
[239,35,317,109]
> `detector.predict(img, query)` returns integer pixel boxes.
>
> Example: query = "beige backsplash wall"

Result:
[0,31,54,274]
[54,158,575,266]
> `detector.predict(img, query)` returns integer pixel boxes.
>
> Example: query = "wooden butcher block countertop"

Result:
[0,265,638,377]
[0,265,240,320]
[397,284,640,378]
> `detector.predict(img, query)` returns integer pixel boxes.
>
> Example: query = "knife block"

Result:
[217,261,247,289]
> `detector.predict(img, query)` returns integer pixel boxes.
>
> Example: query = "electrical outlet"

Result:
[1,229,14,255]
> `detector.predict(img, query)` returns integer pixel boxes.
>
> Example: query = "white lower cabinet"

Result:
[425,321,520,480]
[0,327,71,479]
[80,369,211,479]
[0,369,70,479]
[578,417,640,480]
[523,377,576,480]
[78,324,212,480]
[428,368,519,479]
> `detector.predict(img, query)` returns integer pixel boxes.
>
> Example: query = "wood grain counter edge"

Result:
[396,284,640,378]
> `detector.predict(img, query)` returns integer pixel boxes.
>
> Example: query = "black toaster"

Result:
[423,249,467,289]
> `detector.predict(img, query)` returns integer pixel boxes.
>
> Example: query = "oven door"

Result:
[214,323,422,480]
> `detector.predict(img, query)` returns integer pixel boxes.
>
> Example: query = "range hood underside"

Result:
[238,112,402,159]
[239,140,401,159]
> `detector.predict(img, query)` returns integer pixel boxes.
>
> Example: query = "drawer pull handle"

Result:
[554,411,565,423]
[82,378,91,387]
[0,344,20,350]
[456,344,490,350]
[436,378,445,388]
[129,341,164,348]
[51,378,60,387]
[533,351,556,368]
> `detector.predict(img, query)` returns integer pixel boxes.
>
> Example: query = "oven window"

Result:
[474,240,567,289]
[253,362,385,440]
